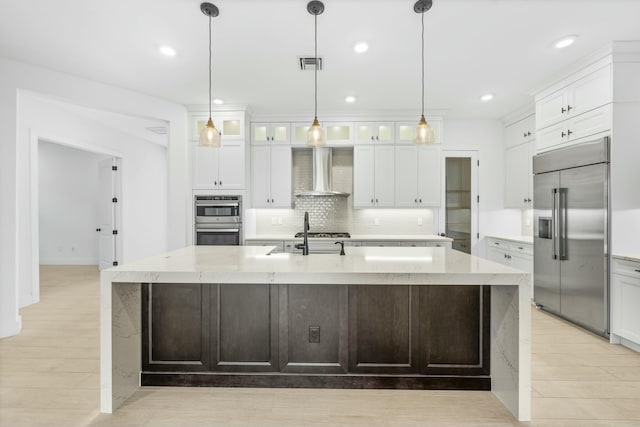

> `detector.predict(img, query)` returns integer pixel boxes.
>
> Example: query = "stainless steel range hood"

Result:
[295,147,350,197]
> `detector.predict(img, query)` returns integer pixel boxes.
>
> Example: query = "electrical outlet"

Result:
[271,216,276,225]
[417,217,423,226]
[278,216,283,225]
[374,217,380,226]
[309,326,320,343]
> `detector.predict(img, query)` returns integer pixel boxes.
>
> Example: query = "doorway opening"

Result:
[439,151,479,254]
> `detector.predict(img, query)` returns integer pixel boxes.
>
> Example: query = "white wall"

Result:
[0,57,188,338]
[38,141,109,265]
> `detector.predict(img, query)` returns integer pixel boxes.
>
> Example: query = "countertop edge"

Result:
[612,254,640,263]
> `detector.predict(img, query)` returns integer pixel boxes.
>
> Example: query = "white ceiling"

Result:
[2,0,640,119]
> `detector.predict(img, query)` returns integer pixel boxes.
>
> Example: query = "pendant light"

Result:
[199,2,221,148]
[306,1,326,147]
[414,0,435,145]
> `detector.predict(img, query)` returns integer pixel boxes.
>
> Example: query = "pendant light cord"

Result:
[208,14,212,119]
[421,10,425,116]
[314,13,318,118]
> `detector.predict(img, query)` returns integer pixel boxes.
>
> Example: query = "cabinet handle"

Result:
[214,180,218,186]
[371,198,374,204]
[504,254,508,259]
[419,198,422,203]
[375,198,379,204]
[517,246,523,250]
[494,242,499,245]
[567,105,573,112]
[219,181,222,186]
[523,132,527,138]
[267,198,270,204]
[527,198,532,203]
[567,129,573,136]
[561,132,566,138]
[524,198,527,203]
[371,136,374,141]
[415,198,418,203]
[635,269,640,273]
[376,136,379,140]
[271,198,274,203]
[561,107,566,113]
[527,131,531,136]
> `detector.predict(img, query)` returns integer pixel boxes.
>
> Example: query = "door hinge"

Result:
[112,230,118,235]
[112,261,118,266]
[112,197,118,203]
[112,165,118,171]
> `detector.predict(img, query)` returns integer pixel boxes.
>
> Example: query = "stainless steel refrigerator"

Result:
[533,137,610,337]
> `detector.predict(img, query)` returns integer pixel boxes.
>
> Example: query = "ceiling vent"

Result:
[146,126,168,135]
[299,56,323,71]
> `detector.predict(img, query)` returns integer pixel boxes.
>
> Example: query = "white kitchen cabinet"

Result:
[251,123,290,145]
[395,145,441,207]
[536,65,611,130]
[504,114,535,149]
[354,122,395,144]
[612,258,640,347]
[353,145,395,208]
[192,112,244,141]
[250,145,292,208]
[291,121,353,147]
[395,118,443,145]
[486,237,533,299]
[536,104,611,152]
[245,240,285,253]
[193,139,244,190]
[504,141,534,208]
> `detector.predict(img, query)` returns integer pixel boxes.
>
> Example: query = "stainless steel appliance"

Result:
[533,137,610,336]
[194,195,242,246]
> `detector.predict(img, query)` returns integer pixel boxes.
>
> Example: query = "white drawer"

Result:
[613,258,640,279]
[487,238,508,250]
[509,242,533,255]
[360,241,402,247]
[400,241,427,247]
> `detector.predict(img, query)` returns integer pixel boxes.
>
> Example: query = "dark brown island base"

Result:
[100,245,531,421]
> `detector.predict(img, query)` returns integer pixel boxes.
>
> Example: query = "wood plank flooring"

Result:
[1,265,639,426]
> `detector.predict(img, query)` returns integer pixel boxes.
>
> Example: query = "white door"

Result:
[353,145,375,208]
[98,158,117,270]
[504,143,530,208]
[374,145,395,207]
[251,146,271,208]
[394,145,418,207]
[269,146,292,208]
[218,141,244,189]
[417,146,441,207]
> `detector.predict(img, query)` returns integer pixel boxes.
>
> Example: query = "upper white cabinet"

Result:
[353,145,395,208]
[536,104,611,152]
[190,111,246,190]
[192,112,244,141]
[395,118,443,145]
[504,141,534,208]
[355,122,395,144]
[251,145,292,208]
[395,145,441,207]
[193,139,244,190]
[291,122,353,147]
[251,123,290,145]
[536,65,611,130]
[504,114,535,149]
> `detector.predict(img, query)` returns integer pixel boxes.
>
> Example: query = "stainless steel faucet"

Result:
[295,211,310,255]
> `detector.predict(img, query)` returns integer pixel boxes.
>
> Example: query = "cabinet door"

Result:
[487,246,509,266]
[251,123,271,145]
[536,90,568,130]
[570,66,611,117]
[376,122,395,144]
[505,143,530,208]
[567,104,611,142]
[396,119,442,145]
[290,123,310,146]
[355,122,376,144]
[536,122,566,152]
[218,141,244,189]
[193,143,220,188]
[394,145,418,207]
[612,273,640,343]
[271,123,291,145]
[219,115,244,140]
[325,122,353,147]
[417,147,441,207]
[269,146,292,208]
[251,146,271,208]
[374,145,395,207]
[353,145,376,208]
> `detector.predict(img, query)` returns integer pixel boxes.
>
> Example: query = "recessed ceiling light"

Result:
[481,93,494,102]
[159,45,176,57]
[345,96,356,103]
[213,99,224,105]
[354,42,369,53]
[554,35,577,49]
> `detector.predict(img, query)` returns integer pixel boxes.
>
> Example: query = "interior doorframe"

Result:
[438,150,480,255]
[29,129,123,306]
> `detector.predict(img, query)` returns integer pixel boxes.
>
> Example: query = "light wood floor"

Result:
[1,266,640,426]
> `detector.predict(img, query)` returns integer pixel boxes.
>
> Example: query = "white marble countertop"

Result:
[612,254,640,263]
[103,245,526,286]
[486,235,534,245]
[245,234,453,242]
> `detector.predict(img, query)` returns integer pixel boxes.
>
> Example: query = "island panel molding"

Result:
[100,246,531,421]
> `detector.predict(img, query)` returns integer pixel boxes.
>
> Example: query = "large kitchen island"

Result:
[100,245,531,421]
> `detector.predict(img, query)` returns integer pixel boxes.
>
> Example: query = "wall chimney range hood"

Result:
[295,148,350,197]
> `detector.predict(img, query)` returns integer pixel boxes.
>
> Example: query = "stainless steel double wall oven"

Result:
[194,195,242,246]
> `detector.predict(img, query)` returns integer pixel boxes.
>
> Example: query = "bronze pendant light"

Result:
[306,1,326,147]
[414,0,435,145]
[199,2,221,148]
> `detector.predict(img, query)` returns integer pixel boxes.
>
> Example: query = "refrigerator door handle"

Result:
[558,187,568,260]
[552,188,560,260]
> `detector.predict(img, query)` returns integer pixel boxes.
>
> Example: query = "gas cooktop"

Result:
[294,232,351,238]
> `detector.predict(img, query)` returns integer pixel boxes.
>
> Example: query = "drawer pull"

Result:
[635,269,640,273]
[517,246,523,250]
